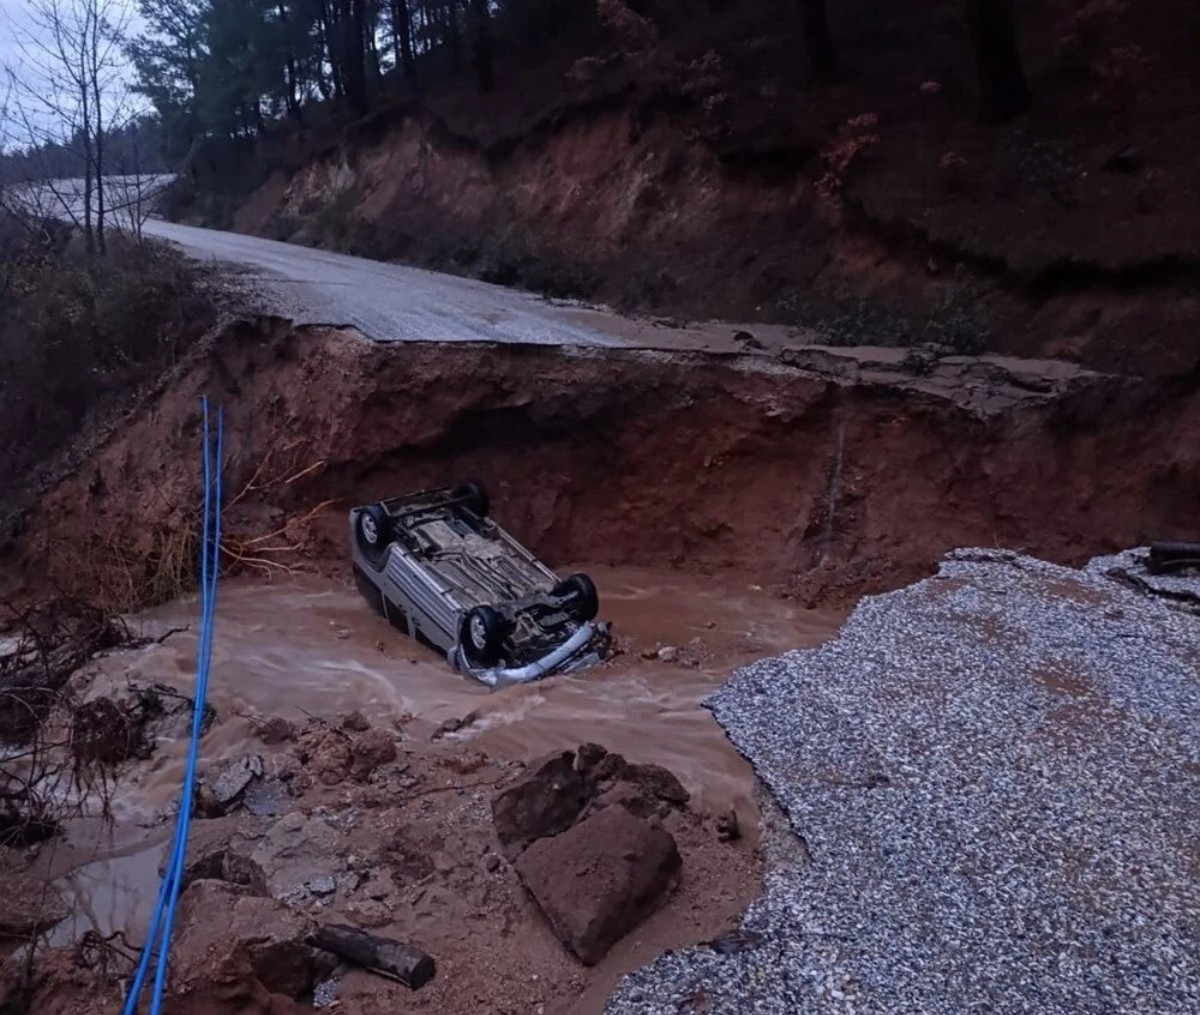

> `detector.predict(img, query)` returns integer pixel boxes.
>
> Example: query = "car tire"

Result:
[460,605,507,667]
[454,481,489,518]
[355,504,390,567]
[555,573,600,622]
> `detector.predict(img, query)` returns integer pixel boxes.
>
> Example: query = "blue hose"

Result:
[122,398,223,1015]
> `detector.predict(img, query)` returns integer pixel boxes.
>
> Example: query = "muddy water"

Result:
[47,566,840,947]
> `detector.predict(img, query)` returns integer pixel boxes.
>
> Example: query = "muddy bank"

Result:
[8,317,1200,613]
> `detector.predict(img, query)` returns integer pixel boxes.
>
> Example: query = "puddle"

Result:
[46,565,841,946]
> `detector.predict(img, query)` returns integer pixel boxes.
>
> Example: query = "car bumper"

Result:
[450,622,609,688]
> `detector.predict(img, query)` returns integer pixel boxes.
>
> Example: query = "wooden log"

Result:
[311,924,436,989]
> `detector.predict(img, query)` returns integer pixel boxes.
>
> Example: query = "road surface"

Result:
[143,218,780,351]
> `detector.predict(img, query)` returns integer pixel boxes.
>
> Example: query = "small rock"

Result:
[514,806,681,965]
[733,330,765,350]
[716,809,741,842]
[707,928,763,955]
[341,710,370,732]
[257,716,296,745]
[656,646,679,663]
[345,899,391,929]
[432,711,479,740]
[306,874,336,897]
[485,854,501,873]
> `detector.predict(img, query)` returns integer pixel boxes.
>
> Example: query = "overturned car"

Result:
[350,483,610,687]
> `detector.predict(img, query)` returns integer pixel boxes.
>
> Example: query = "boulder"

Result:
[341,711,370,733]
[491,751,589,857]
[201,756,265,816]
[514,805,681,965]
[171,879,321,1000]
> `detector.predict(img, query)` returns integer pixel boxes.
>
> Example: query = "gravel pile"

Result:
[606,549,1199,1015]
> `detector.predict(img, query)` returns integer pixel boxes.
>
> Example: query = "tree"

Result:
[798,0,837,82]
[389,0,419,91]
[468,0,494,93]
[966,0,1031,123]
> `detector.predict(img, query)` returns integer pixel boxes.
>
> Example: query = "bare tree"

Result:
[5,0,134,254]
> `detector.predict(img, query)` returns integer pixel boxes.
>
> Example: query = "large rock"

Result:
[514,805,681,965]
[491,751,589,856]
[170,879,321,1000]
[250,812,347,903]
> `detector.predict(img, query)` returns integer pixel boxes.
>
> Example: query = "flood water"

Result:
[43,565,841,947]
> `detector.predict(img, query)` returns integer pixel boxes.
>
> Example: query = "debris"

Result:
[656,645,679,663]
[312,924,436,989]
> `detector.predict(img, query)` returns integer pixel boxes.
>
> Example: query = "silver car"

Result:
[350,483,610,687]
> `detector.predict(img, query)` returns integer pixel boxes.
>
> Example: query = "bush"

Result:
[0,212,215,509]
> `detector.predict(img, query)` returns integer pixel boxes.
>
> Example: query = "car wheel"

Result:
[555,573,599,622]
[460,605,506,667]
[355,504,390,567]
[454,481,489,518]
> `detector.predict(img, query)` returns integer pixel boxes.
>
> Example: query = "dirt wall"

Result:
[14,319,1200,610]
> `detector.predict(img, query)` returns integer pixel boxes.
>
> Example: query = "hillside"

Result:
[170,0,1200,377]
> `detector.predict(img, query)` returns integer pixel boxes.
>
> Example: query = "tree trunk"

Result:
[799,0,837,82]
[966,0,1031,123]
[446,0,463,70]
[344,0,370,113]
[319,1,344,98]
[391,0,419,91]
[468,0,493,93]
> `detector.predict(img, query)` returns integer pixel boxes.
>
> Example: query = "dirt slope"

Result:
[12,317,1200,611]
[218,0,1200,377]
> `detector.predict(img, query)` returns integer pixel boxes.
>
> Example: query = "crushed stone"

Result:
[605,549,1200,1014]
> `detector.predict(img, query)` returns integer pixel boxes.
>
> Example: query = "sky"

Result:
[0,0,145,148]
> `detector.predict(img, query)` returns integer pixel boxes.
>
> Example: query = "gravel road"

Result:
[141,218,778,351]
[606,549,1200,1014]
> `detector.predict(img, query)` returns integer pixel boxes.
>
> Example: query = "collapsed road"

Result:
[142,217,783,352]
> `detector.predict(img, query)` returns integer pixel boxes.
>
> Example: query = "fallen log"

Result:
[311,924,436,989]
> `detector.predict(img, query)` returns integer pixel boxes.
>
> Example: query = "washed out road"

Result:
[143,218,776,352]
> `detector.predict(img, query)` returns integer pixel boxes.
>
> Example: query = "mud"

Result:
[11,317,1200,620]
[7,563,830,1015]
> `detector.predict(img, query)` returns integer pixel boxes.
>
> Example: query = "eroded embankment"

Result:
[12,317,1200,611]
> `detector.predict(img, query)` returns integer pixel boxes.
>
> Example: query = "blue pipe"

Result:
[122,399,223,1015]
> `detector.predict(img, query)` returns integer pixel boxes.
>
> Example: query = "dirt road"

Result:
[143,218,782,351]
